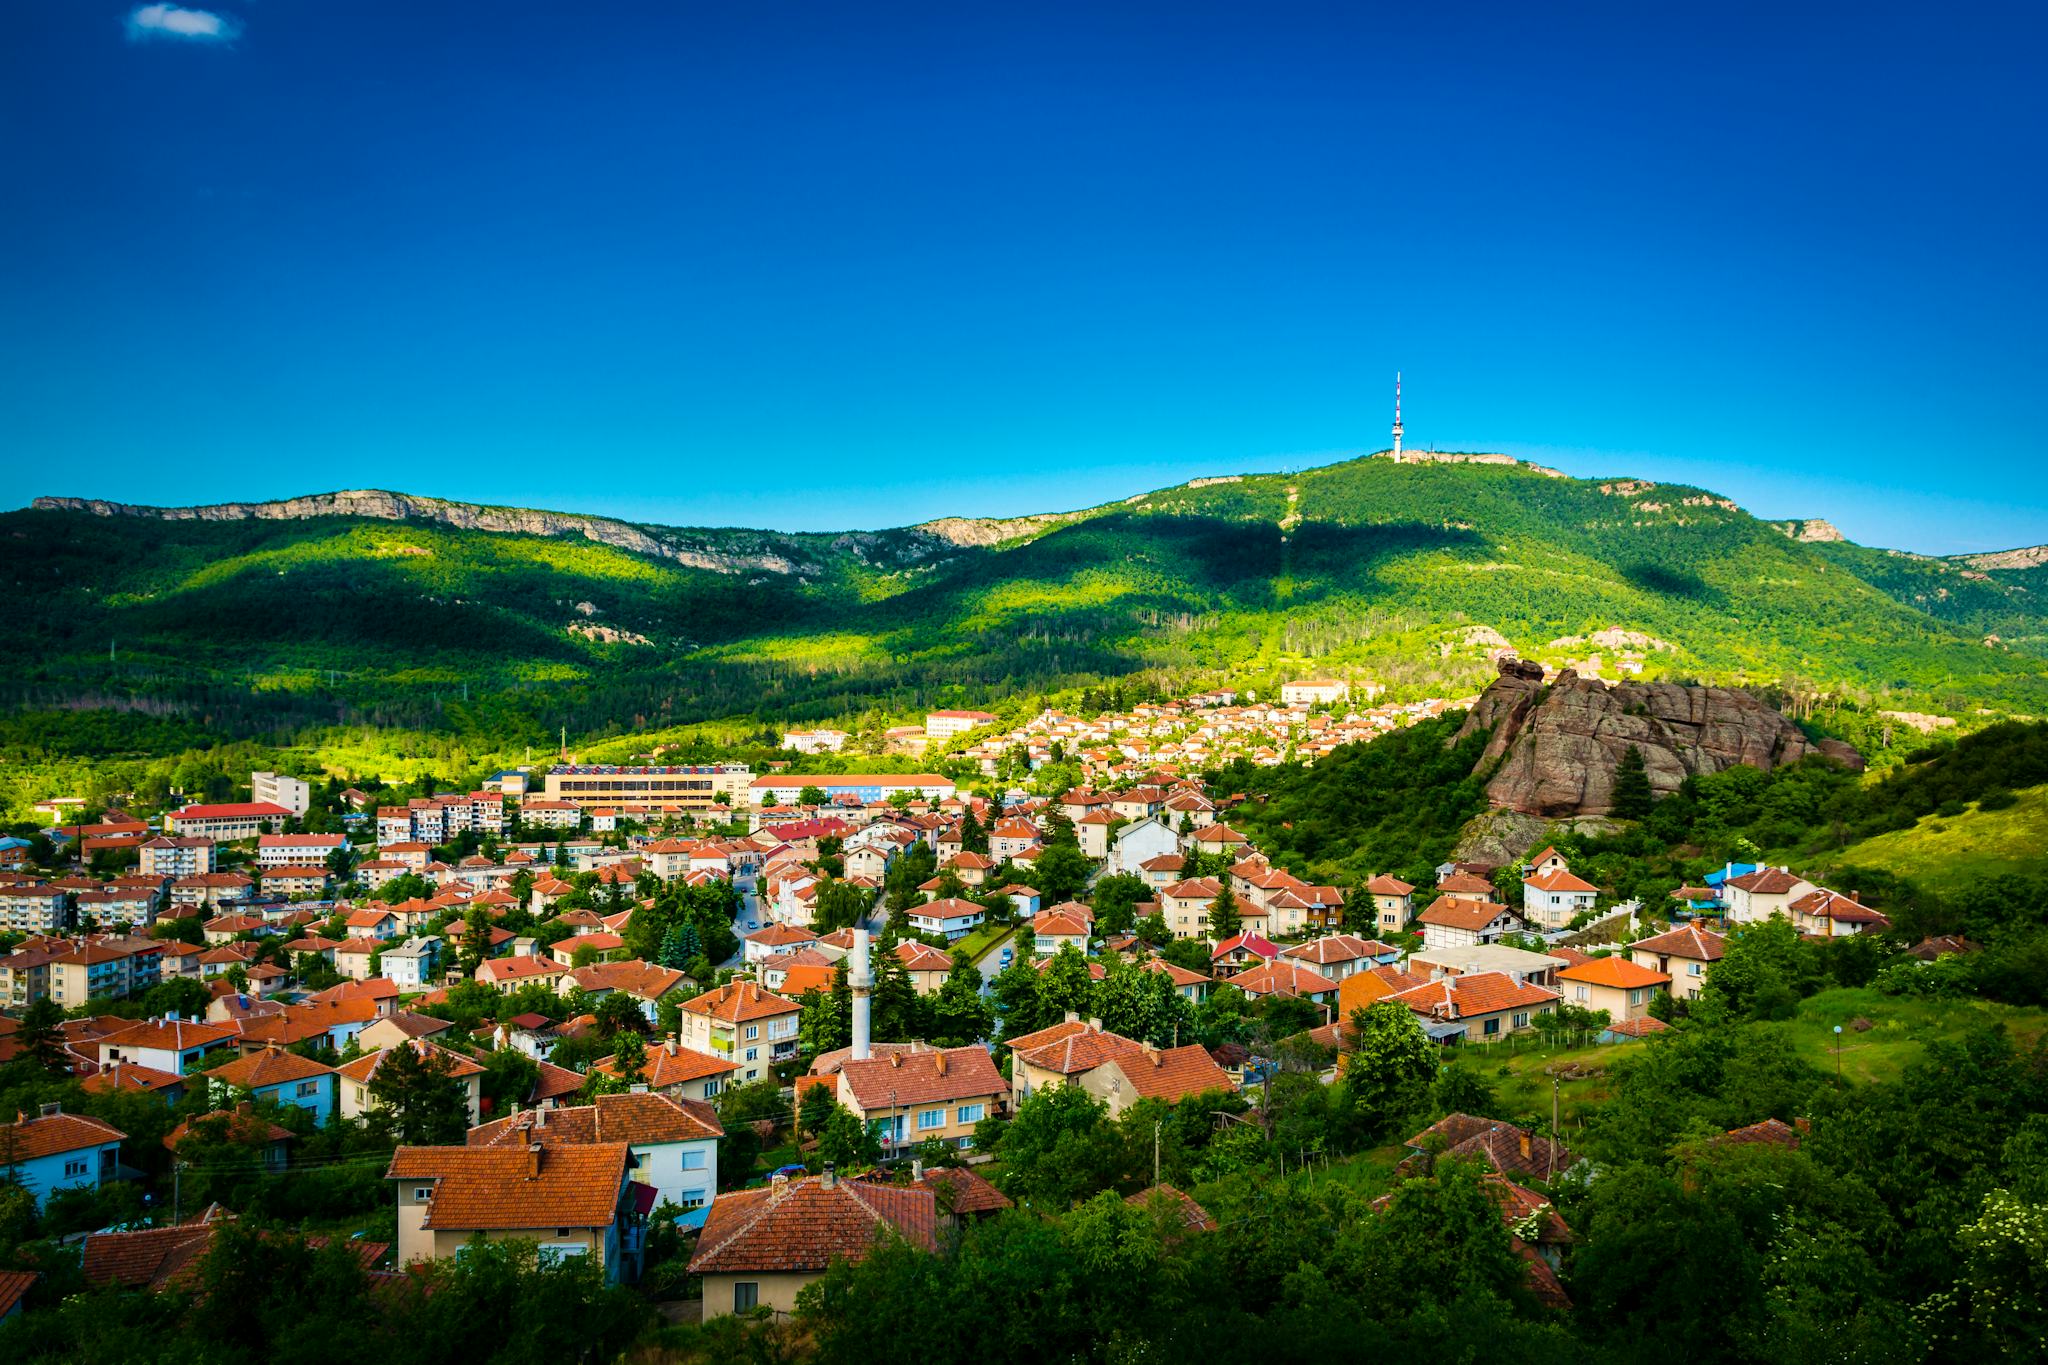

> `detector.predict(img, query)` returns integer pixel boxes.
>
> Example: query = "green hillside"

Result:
[1819,784,2048,897]
[5,456,2046,749]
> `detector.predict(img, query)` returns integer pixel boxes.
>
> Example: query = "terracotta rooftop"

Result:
[1011,1025,1149,1077]
[837,1046,1007,1111]
[387,1143,632,1230]
[0,1108,126,1161]
[469,1091,723,1148]
[1558,956,1670,989]
[206,1047,336,1089]
[681,979,799,1023]
[1416,896,1514,931]
[920,1165,1011,1215]
[688,1175,936,1274]
[1095,1044,1238,1102]
[1389,971,1559,1020]
[1404,1113,1577,1180]
[1631,922,1727,960]
[1125,1183,1215,1231]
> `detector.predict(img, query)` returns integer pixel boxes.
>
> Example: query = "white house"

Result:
[0,1105,126,1210]
[1414,897,1528,952]
[909,897,985,942]
[1521,860,1599,931]
[380,938,441,991]
[1104,815,1180,879]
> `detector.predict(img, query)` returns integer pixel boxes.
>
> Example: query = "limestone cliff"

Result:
[1453,661,1861,816]
[32,489,818,576]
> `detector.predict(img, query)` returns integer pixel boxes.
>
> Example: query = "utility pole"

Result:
[1550,1074,1560,1180]
[1154,1120,1162,1187]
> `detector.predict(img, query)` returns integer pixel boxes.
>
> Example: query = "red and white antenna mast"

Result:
[1391,372,1404,457]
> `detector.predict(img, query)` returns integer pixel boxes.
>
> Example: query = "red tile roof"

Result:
[680,979,799,1023]
[1416,896,1514,931]
[1389,971,1558,1020]
[837,1046,1007,1111]
[1559,956,1670,989]
[688,1175,936,1273]
[468,1091,723,1148]
[387,1144,631,1230]
[1125,1183,1215,1230]
[0,1108,126,1160]
[1631,922,1727,961]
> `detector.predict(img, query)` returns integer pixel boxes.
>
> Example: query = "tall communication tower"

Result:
[1391,372,1404,457]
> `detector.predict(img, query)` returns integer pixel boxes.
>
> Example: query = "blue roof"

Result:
[1704,862,1761,889]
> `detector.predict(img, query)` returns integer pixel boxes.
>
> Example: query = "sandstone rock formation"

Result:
[1453,661,1861,816]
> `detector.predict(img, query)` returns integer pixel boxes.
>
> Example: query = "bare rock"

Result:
[1454,668,1857,817]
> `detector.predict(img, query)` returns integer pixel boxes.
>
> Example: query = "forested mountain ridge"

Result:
[9,454,2046,746]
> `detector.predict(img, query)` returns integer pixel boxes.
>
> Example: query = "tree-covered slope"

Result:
[6,455,2046,744]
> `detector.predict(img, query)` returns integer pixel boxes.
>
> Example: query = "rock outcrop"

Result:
[1454,662,1861,816]
[33,490,811,576]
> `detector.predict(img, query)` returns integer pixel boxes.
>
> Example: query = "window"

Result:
[1482,1018,1500,1036]
[916,1108,945,1131]
[703,1079,720,1097]
[1574,986,1589,1002]
[744,1025,758,1041]
[956,1103,985,1125]
[1512,1012,1530,1029]
[744,1048,758,1062]
[678,1194,707,1211]
[680,1149,706,1170]
[733,1282,760,1312]
[1689,963,1704,976]
[296,1081,321,1097]
[413,1186,431,1203]
[64,1158,88,1179]
[1629,988,1645,1006]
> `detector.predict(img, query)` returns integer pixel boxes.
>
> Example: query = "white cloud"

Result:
[126,5,241,43]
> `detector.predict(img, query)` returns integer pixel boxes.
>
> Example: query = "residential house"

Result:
[1521,861,1599,930]
[475,954,570,994]
[387,1142,644,1282]
[96,1018,236,1074]
[1139,957,1212,1003]
[1159,878,1224,940]
[1227,959,1339,1006]
[677,981,800,1084]
[1074,1043,1238,1117]
[1721,867,1817,924]
[743,922,819,964]
[1401,1113,1578,1182]
[1415,897,1527,951]
[380,937,442,991]
[1788,888,1891,938]
[1030,904,1092,956]
[1387,971,1559,1044]
[166,802,293,841]
[203,1045,339,1127]
[0,1104,126,1209]
[592,1035,738,1101]
[1557,957,1670,1022]
[469,1091,724,1226]
[688,1170,935,1318]
[1280,934,1398,981]
[892,940,954,995]
[1629,923,1726,1001]
[256,834,346,868]
[829,1045,1008,1153]
[559,960,693,1025]
[908,897,985,942]
[1104,815,1180,878]
[165,1105,294,1174]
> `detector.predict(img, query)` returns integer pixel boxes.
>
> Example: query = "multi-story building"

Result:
[0,944,59,1007]
[676,981,800,1085]
[139,837,215,879]
[517,800,582,830]
[72,887,158,929]
[780,730,849,755]
[0,884,70,934]
[828,1046,1007,1153]
[541,765,753,812]
[257,834,346,868]
[375,793,505,845]
[1280,679,1350,706]
[250,772,312,818]
[167,802,293,841]
[745,773,955,809]
[47,937,164,1007]
[924,710,998,740]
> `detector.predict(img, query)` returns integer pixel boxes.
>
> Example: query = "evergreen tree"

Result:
[16,997,66,1075]
[1612,743,1655,820]
[960,808,988,855]
[798,1081,839,1139]
[818,1103,882,1170]
[1040,944,1096,1019]
[991,952,1055,1042]
[1207,882,1242,941]
[927,952,995,1046]
[458,906,493,976]
[367,1043,470,1145]
[871,946,921,1041]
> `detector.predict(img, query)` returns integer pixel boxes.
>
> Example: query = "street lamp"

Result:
[1832,1024,1843,1085]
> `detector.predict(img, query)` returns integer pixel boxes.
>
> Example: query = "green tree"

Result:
[458,906,494,976]
[818,1103,882,1171]
[1337,1002,1437,1140]
[1089,873,1151,938]
[1032,843,1092,906]
[925,952,995,1046]
[367,1043,470,1145]
[1039,944,1096,1020]
[798,785,829,808]
[1207,882,1242,941]
[15,998,66,1075]
[994,1084,1125,1209]
[1612,743,1654,820]
[798,1081,839,1140]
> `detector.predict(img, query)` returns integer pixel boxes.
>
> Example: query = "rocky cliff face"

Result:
[32,489,819,576]
[1453,662,1861,816]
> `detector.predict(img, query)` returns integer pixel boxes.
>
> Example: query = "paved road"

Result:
[973,930,1016,988]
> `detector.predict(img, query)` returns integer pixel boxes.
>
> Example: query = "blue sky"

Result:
[3,2,2043,553]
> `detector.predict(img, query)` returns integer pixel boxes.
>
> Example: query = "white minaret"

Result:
[1391,372,1404,458]
[849,927,873,1060]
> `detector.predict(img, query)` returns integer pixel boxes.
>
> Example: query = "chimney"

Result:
[1519,1131,1532,1160]
[527,1141,543,1176]
[911,1158,925,1182]
[534,1106,546,1128]
[38,1102,61,1119]
[1063,1009,1079,1025]
[890,1052,902,1069]
[821,1162,837,1190]
[666,1036,678,1055]
[849,928,873,1062]
[934,1051,947,1076]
